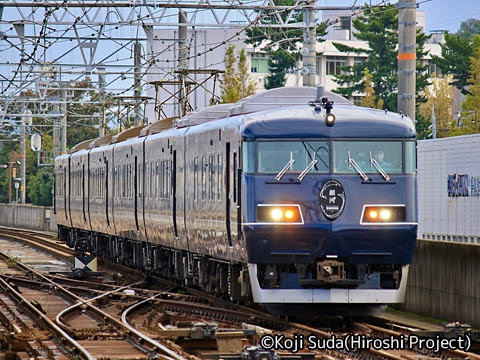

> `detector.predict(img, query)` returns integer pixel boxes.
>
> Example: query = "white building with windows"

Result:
[145,9,444,121]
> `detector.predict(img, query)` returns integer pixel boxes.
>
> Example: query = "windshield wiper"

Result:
[369,151,390,181]
[275,153,295,181]
[348,151,368,181]
[298,159,318,181]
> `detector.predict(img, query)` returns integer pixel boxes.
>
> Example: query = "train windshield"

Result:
[333,141,403,174]
[256,141,329,174]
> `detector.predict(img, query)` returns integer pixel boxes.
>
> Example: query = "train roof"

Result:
[241,103,416,140]
[66,87,415,154]
[176,87,351,127]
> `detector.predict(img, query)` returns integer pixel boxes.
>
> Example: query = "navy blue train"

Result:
[54,87,417,316]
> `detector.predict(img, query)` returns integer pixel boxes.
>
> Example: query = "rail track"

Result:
[0,226,479,360]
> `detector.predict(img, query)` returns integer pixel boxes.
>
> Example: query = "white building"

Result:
[145,9,443,121]
[417,134,480,244]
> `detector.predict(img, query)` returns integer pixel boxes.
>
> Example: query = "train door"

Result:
[82,162,87,225]
[86,153,91,229]
[67,156,72,223]
[63,167,68,222]
[225,142,239,246]
[171,143,186,244]
[172,149,179,238]
[105,157,110,228]
[134,155,139,232]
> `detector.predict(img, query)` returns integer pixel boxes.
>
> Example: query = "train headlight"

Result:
[361,205,406,224]
[257,204,304,224]
[325,113,336,126]
[271,208,283,221]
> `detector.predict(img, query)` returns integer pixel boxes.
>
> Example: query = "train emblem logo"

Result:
[319,180,346,220]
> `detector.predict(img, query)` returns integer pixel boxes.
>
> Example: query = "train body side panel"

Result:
[184,117,247,263]
[143,128,188,250]
[69,149,91,232]
[111,137,144,242]
[54,155,71,229]
[88,145,116,236]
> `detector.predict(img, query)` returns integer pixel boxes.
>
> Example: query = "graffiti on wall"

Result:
[447,174,480,197]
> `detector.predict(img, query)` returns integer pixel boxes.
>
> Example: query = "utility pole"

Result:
[60,85,67,155]
[178,10,188,118]
[302,0,318,87]
[97,65,106,137]
[397,0,416,120]
[133,42,142,127]
[20,112,26,204]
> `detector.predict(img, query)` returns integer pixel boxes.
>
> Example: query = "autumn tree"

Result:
[361,68,383,109]
[237,49,257,98]
[418,75,454,138]
[220,44,256,103]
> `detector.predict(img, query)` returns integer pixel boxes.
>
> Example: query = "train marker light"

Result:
[284,209,295,220]
[361,205,406,224]
[256,204,304,224]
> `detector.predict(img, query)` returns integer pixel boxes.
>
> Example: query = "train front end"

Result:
[240,103,417,316]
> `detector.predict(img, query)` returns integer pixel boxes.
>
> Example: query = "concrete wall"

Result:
[400,239,480,327]
[418,134,480,244]
[0,204,56,233]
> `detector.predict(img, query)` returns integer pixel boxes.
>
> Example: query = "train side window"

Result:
[242,142,255,173]
[56,172,64,197]
[138,163,142,198]
[144,163,149,198]
[209,154,215,202]
[150,162,155,198]
[129,163,133,198]
[122,165,126,198]
[217,154,223,201]
[194,157,198,201]
[233,151,237,203]
[405,141,416,174]
[156,160,161,199]
[201,155,207,200]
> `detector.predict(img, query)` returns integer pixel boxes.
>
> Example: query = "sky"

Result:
[317,0,480,34]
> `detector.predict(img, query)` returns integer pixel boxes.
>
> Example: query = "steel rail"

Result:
[0,251,95,360]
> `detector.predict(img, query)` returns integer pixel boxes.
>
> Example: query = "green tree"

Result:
[220,44,256,103]
[246,0,327,89]
[265,49,297,89]
[0,77,110,204]
[332,4,430,113]
[431,33,473,94]
[456,18,480,39]
[459,35,480,134]
[67,77,107,149]
[28,167,53,206]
